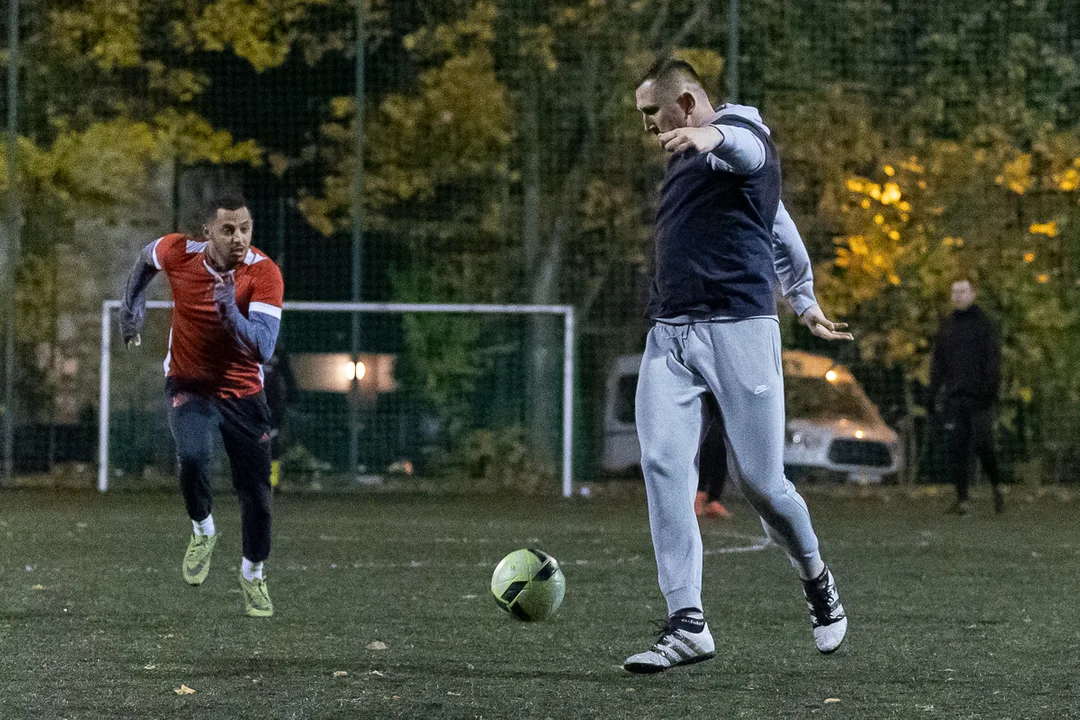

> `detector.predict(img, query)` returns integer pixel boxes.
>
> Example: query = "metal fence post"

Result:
[3,0,21,485]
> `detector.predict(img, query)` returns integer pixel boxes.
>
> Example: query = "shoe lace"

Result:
[804,574,841,623]
[645,617,680,649]
[648,613,705,649]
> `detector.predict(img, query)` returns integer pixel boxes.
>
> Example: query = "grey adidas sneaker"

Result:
[623,614,715,674]
[803,566,847,653]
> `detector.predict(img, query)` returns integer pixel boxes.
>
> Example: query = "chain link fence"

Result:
[2,0,1079,490]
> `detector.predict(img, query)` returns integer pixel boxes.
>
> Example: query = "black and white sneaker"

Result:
[802,566,847,653]
[993,488,1005,515]
[622,611,715,674]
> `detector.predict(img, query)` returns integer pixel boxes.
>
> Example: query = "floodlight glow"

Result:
[355,361,367,381]
[825,369,839,383]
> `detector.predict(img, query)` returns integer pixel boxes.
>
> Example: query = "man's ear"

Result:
[676,91,695,118]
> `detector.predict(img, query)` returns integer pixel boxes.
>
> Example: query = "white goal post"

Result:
[99,300,576,496]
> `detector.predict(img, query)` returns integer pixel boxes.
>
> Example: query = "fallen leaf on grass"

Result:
[333,671,348,678]
[144,664,156,671]
[369,670,385,677]
[824,698,841,704]
[174,685,196,695]
[31,585,45,591]
[365,641,389,650]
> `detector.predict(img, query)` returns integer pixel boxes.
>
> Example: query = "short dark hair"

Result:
[637,58,703,91]
[201,188,248,225]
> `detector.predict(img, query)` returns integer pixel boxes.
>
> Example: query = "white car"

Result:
[780,350,902,483]
[601,350,903,483]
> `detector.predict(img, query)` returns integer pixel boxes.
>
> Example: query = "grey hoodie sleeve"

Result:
[706,124,767,175]
[119,241,161,343]
[212,274,281,364]
[772,200,817,316]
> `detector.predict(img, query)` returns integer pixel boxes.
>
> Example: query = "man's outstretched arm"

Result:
[658,122,766,174]
[773,202,853,341]
[773,200,817,317]
[119,241,161,348]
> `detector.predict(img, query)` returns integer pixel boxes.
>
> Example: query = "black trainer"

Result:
[946,500,970,516]
[993,488,1005,514]
[802,566,847,653]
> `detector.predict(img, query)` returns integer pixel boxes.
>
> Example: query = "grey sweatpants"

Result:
[636,318,822,615]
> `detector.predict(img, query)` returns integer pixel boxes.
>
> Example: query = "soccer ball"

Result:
[490,548,566,621]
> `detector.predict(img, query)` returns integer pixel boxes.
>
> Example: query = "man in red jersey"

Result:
[120,189,283,618]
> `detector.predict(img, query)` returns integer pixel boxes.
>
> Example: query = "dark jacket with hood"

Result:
[929,304,1001,411]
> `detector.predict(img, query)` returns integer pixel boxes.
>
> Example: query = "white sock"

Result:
[192,515,216,537]
[241,557,264,581]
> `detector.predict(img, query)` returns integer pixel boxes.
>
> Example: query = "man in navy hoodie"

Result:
[623,59,850,674]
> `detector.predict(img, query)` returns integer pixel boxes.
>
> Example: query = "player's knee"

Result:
[640,447,679,480]
[239,485,272,513]
[176,447,211,470]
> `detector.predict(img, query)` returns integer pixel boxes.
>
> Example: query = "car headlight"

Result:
[786,428,825,450]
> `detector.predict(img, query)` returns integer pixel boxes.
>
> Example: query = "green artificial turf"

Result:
[1,485,1078,719]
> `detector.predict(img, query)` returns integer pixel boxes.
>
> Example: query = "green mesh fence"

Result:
[3,1,1080,488]
[102,303,569,492]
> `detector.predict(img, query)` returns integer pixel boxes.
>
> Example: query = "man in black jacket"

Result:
[929,279,1005,515]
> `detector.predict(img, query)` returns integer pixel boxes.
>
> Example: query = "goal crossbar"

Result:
[99,300,576,496]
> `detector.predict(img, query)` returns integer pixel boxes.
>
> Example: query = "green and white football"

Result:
[491,548,566,621]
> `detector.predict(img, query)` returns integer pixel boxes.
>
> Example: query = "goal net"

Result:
[98,301,575,496]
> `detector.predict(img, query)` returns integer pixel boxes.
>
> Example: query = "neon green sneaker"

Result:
[239,573,274,618]
[182,533,217,586]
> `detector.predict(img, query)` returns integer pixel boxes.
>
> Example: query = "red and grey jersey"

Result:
[150,233,283,398]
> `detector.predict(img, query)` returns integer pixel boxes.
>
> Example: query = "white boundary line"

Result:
[99,300,576,496]
[704,538,771,555]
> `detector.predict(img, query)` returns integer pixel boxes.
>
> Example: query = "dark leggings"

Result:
[697,402,729,502]
[944,403,1002,502]
[167,384,273,562]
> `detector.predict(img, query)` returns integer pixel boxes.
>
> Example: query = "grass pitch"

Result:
[1,484,1078,719]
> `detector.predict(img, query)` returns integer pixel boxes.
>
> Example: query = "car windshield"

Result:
[785,376,878,424]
